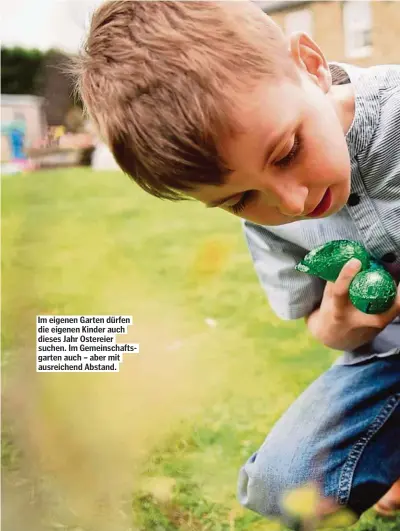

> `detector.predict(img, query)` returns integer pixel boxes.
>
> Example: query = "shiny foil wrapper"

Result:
[349,269,397,314]
[295,240,397,314]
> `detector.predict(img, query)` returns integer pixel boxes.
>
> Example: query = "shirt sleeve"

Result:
[243,220,326,320]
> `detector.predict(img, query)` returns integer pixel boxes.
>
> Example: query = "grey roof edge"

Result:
[1,94,45,105]
[255,1,313,14]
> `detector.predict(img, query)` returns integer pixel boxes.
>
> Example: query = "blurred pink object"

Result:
[59,133,93,149]
[18,158,37,172]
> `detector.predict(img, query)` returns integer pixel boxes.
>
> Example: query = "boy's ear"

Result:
[288,32,332,93]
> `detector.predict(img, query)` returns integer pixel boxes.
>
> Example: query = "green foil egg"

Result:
[349,269,397,314]
[295,240,398,314]
[295,240,370,282]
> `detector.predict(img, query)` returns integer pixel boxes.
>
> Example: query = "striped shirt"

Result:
[243,62,400,363]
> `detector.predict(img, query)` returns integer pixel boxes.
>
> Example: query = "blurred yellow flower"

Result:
[281,483,319,519]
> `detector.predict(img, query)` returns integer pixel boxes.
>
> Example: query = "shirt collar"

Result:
[330,62,381,160]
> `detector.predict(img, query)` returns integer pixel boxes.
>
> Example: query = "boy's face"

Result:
[189,33,355,226]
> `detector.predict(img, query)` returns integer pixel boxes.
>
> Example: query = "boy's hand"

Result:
[306,259,400,351]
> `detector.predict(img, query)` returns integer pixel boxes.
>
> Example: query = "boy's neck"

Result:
[328,83,355,136]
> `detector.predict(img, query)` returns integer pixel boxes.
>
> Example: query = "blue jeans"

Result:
[238,355,400,525]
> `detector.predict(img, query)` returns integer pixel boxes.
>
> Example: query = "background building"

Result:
[257,0,399,66]
[1,94,47,160]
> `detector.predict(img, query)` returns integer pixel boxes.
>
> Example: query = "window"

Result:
[343,1,373,58]
[284,9,313,38]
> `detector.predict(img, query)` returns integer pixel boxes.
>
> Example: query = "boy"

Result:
[74,1,400,525]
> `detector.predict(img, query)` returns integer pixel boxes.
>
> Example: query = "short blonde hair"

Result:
[74,1,290,200]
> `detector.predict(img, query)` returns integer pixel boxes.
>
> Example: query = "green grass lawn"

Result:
[2,168,399,531]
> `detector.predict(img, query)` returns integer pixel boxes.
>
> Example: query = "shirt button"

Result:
[382,252,397,263]
[347,193,360,206]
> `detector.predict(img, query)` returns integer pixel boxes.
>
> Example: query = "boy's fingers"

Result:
[395,283,400,316]
[331,259,362,303]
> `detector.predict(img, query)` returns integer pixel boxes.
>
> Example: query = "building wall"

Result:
[370,1,400,65]
[1,97,47,153]
[267,1,400,67]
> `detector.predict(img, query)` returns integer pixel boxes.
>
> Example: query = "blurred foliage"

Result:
[1,46,45,95]
[64,106,85,133]
[1,46,83,128]
[40,49,82,126]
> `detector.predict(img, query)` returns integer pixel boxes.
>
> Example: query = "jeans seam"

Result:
[337,393,400,506]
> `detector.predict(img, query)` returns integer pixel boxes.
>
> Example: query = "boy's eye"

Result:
[225,134,303,215]
[274,135,302,168]
[229,190,254,215]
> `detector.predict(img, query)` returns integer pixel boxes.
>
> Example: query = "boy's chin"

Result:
[313,200,346,219]
[321,184,351,218]
[330,189,352,216]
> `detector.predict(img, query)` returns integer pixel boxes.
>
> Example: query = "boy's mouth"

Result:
[306,188,332,217]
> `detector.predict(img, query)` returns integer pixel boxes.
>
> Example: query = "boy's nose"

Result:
[278,197,306,217]
[263,184,308,217]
